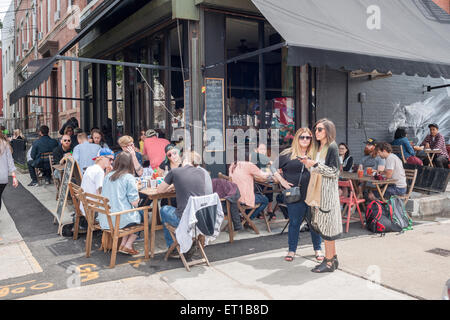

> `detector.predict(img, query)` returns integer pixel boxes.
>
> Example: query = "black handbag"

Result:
[281,165,304,204]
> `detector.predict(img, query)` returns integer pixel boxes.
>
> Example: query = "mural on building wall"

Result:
[389,79,450,144]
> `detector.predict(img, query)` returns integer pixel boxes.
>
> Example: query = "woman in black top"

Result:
[271,128,323,262]
[339,143,353,172]
[302,118,342,273]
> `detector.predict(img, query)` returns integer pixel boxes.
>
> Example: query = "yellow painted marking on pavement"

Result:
[0,287,10,298]
[30,282,54,290]
[11,287,26,294]
[0,280,36,288]
[77,264,99,283]
[127,259,144,268]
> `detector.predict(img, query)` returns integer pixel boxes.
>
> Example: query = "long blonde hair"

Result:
[309,118,336,160]
[0,132,11,155]
[281,128,313,160]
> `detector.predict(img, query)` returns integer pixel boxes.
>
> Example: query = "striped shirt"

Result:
[421,133,449,159]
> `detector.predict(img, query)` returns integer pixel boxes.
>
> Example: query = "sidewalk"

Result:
[0,204,42,281]
[2,172,449,300]
[19,219,450,300]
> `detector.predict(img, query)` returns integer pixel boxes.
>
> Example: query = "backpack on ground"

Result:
[365,200,402,234]
[387,196,413,231]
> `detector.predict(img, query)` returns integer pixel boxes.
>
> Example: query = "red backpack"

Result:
[365,200,402,234]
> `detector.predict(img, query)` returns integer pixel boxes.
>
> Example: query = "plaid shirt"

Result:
[421,133,449,159]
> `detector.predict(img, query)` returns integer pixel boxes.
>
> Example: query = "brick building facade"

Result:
[14,0,93,134]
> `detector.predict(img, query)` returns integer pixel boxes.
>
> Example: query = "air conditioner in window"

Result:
[36,106,42,114]
[38,32,44,40]
[54,11,61,22]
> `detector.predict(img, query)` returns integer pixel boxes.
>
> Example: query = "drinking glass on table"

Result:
[357,164,364,178]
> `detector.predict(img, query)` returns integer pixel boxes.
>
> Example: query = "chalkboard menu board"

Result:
[55,157,76,235]
[205,78,225,152]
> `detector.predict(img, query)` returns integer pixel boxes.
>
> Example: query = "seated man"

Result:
[369,142,407,201]
[250,143,274,218]
[157,151,212,256]
[361,138,385,172]
[143,129,170,170]
[77,148,115,230]
[360,138,386,199]
[229,160,271,220]
[115,135,144,177]
[415,123,449,168]
[28,125,58,186]
[52,134,73,180]
[73,132,101,174]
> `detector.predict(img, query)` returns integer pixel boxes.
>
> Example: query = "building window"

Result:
[47,0,51,33]
[151,35,167,132]
[40,1,43,36]
[225,17,296,146]
[71,52,77,109]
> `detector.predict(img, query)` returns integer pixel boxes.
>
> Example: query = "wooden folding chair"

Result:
[396,169,418,213]
[219,198,234,243]
[49,154,62,199]
[339,180,365,233]
[35,152,53,185]
[271,201,290,234]
[84,193,151,268]
[219,172,263,234]
[69,183,84,241]
[163,224,210,272]
[391,145,406,164]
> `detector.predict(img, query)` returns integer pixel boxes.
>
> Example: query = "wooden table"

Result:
[340,172,397,202]
[256,180,288,233]
[138,187,176,258]
[423,149,441,167]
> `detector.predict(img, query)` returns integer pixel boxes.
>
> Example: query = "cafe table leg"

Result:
[427,153,434,167]
[430,153,436,167]
[144,208,149,260]
[377,184,389,203]
[150,198,158,258]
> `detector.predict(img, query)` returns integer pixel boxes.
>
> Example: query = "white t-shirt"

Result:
[80,164,105,215]
[385,153,407,189]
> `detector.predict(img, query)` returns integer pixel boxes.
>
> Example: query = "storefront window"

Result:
[170,25,185,136]
[151,35,167,133]
[115,54,125,138]
[225,17,296,148]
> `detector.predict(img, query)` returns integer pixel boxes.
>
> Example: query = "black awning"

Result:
[10,57,56,105]
[252,0,450,78]
[9,0,122,106]
[27,57,54,74]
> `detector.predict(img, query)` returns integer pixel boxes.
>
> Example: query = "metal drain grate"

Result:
[426,248,450,257]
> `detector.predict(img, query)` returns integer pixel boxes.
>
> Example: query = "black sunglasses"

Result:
[299,136,312,140]
[63,139,71,142]
[315,127,324,133]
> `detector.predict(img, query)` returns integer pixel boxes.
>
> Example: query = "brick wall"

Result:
[316,67,450,164]
[15,0,87,133]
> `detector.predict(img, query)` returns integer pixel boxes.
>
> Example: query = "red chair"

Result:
[339,180,365,233]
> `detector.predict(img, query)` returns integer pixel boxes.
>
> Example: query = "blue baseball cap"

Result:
[93,148,114,160]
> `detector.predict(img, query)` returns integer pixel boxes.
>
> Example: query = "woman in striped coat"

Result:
[301,118,342,273]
